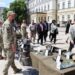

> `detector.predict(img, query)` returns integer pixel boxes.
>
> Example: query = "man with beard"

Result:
[2,11,21,75]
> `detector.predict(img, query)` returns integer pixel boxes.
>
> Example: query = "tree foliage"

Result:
[3,0,29,23]
[2,8,9,21]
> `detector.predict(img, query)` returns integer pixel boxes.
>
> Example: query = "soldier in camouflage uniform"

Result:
[2,11,21,75]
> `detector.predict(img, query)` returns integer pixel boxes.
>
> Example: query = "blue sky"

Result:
[0,0,14,7]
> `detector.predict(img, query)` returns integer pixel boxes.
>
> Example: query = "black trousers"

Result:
[68,39,75,51]
[43,31,48,42]
[38,32,44,45]
[50,33,57,44]
[49,33,52,40]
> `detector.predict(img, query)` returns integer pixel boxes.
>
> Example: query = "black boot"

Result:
[14,69,22,74]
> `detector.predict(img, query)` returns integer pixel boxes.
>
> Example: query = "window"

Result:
[44,17,46,21]
[62,15,64,21]
[48,4,50,10]
[41,7,43,12]
[33,10,34,13]
[68,0,71,8]
[36,9,38,12]
[48,16,49,21]
[74,14,75,21]
[43,6,44,11]
[39,0,40,3]
[37,8,39,12]
[62,2,65,9]
[39,17,40,22]
[58,3,60,10]
[39,8,40,12]
[74,0,75,7]
[67,15,70,20]
[44,5,46,11]
[57,16,59,21]
[41,17,43,21]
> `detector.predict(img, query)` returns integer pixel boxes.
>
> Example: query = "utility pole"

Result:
[55,0,58,23]
[25,0,31,24]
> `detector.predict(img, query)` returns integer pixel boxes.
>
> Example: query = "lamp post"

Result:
[25,0,30,24]
[55,0,58,23]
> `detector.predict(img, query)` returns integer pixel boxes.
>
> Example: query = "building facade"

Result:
[29,0,57,23]
[58,0,75,24]
[29,0,75,24]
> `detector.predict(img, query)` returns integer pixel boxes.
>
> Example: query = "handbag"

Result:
[54,28,58,34]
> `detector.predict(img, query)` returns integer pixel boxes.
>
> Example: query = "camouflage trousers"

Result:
[30,32,36,42]
[3,49,18,75]
[0,43,3,56]
[0,46,2,55]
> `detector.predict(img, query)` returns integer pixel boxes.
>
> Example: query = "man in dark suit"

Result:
[43,21,48,42]
[65,20,72,34]
[37,21,44,45]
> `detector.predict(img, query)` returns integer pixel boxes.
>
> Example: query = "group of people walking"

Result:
[20,17,75,53]
[20,16,75,60]
[29,20,58,45]
[37,21,48,45]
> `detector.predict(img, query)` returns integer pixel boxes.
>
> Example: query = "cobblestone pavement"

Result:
[0,60,38,75]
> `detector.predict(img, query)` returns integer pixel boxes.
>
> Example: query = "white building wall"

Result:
[58,0,75,24]
[29,0,75,24]
[29,0,53,13]
[29,0,54,23]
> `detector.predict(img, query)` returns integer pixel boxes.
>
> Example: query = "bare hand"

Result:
[70,40,74,44]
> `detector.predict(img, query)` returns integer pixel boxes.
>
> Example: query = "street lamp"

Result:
[55,0,58,23]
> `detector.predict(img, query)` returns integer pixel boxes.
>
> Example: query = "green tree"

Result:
[10,0,28,23]
[2,8,9,21]
[3,0,29,23]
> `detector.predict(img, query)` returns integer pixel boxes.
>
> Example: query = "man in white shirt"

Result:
[68,23,75,51]
[50,20,58,44]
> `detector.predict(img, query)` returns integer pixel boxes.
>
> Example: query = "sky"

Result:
[0,0,14,8]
